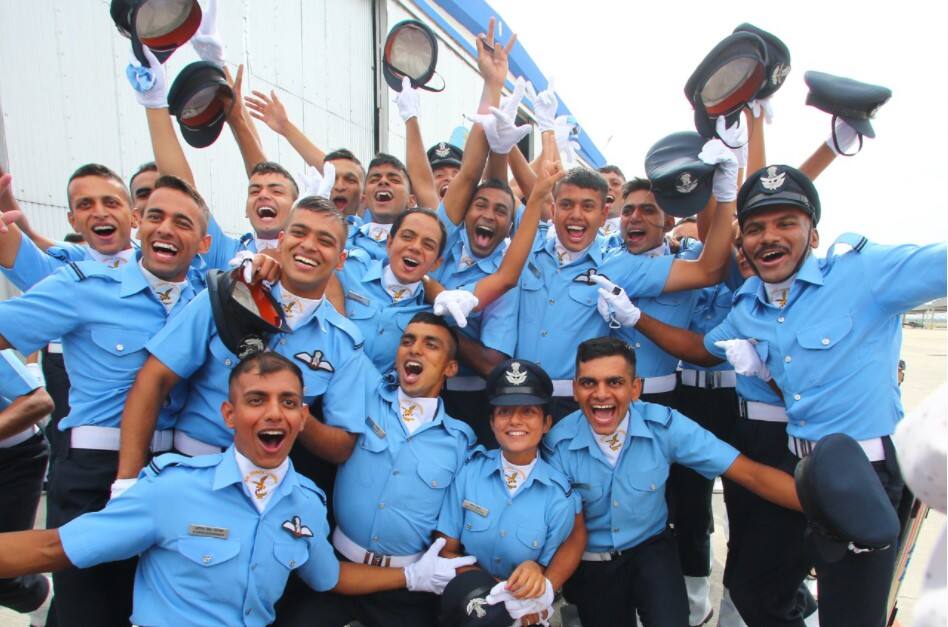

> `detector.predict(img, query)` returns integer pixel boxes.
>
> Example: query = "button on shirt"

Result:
[705,236,948,441]
[0,258,196,430]
[543,402,739,553]
[437,449,579,580]
[333,379,476,557]
[338,251,430,373]
[148,284,368,447]
[516,227,674,380]
[58,447,339,627]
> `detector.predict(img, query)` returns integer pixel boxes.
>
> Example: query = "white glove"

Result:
[748,97,774,124]
[190,0,225,67]
[404,537,477,594]
[525,79,558,133]
[717,116,748,168]
[714,339,771,381]
[827,118,861,155]
[433,289,479,329]
[698,120,739,202]
[25,362,45,387]
[590,275,640,328]
[486,579,555,624]
[468,77,531,155]
[394,76,421,122]
[554,115,581,167]
[125,47,167,109]
[110,477,137,500]
[299,162,336,201]
[228,250,256,283]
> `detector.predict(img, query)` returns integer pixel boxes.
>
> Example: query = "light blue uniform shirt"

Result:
[0,259,196,430]
[705,234,948,441]
[516,230,674,380]
[203,216,256,271]
[543,402,739,553]
[148,285,368,447]
[59,447,339,627]
[334,378,476,556]
[0,349,40,411]
[345,222,389,261]
[437,449,578,579]
[337,251,430,373]
[681,282,737,374]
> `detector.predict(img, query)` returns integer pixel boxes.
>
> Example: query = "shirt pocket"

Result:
[626,466,668,494]
[792,315,854,388]
[514,524,547,561]
[175,536,241,568]
[346,296,378,321]
[567,282,596,308]
[462,509,493,534]
[355,432,390,487]
[88,326,151,378]
[273,541,310,570]
[208,334,237,368]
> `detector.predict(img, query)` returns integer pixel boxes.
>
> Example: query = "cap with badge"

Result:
[804,71,892,155]
[166,61,234,148]
[644,131,714,218]
[383,19,444,93]
[207,267,288,359]
[427,142,464,171]
[794,433,901,564]
[111,0,202,66]
[737,164,820,226]
[486,359,553,407]
[439,569,513,627]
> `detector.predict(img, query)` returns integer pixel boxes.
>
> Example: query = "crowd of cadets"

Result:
[0,7,943,627]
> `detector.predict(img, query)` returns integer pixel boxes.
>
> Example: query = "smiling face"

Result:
[245,172,296,239]
[600,172,626,218]
[66,175,134,256]
[222,367,307,469]
[137,187,210,282]
[386,212,443,283]
[433,164,460,199]
[574,354,641,435]
[130,169,159,216]
[740,206,818,283]
[621,189,674,254]
[364,163,412,223]
[553,183,607,252]
[397,321,458,398]
[464,187,513,258]
[278,208,347,298]
[327,158,364,216]
[491,405,552,464]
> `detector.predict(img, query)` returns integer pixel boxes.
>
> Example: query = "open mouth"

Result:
[625,227,646,244]
[293,254,319,269]
[590,403,617,427]
[505,429,528,438]
[92,224,117,238]
[375,190,393,203]
[256,206,278,221]
[257,429,286,453]
[565,224,587,243]
[402,256,420,270]
[473,224,495,249]
[151,240,179,260]
[438,183,450,198]
[402,359,424,384]
[332,195,348,211]
[756,247,788,266]
[606,195,615,206]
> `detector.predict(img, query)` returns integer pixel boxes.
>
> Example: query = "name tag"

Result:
[462,500,489,518]
[188,524,229,539]
[571,482,592,491]
[366,416,386,439]
[346,291,370,306]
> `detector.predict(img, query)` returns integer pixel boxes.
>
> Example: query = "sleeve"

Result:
[0,236,65,292]
[0,268,81,354]
[58,474,159,568]
[146,290,214,379]
[703,311,744,359]
[610,253,675,299]
[862,241,948,315]
[662,411,740,479]
[436,199,463,232]
[0,349,40,400]
[478,285,520,357]
[202,214,240,271]
[541,440,571,482]
[435,464,468,540]
[321,351,375,432]
[538,492,576,567]
[296,503,341,592]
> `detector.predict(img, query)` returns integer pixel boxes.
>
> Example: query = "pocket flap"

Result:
[176,537,241,566]
[796,316,853,350]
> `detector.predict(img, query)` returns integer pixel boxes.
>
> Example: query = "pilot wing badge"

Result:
[282,515,314,539]
[294,350,334,373]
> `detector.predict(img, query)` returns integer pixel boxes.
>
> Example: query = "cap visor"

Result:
[654,187,712,219]
[840,116,875,139]
[489,393,550,407]
[179,118,225,149]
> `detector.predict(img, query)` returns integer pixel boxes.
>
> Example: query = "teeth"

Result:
[507,431,527,436]
[403,257,419,268]
[606,195,615,203]
[475,225,494,238]
[294,255,318,267]
[153,241,178,253]
[404,359,423,375]
[260,430,284,436]
[566,225,584,233]
[375,191,393,201]
[257,206,277,218]
[592,404,615,410]
[92,225,115,234]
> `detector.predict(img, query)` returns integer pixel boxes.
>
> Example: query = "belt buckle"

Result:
[707,372,717,390]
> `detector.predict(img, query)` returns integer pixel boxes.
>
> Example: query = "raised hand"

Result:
[245,89,290,135]
[475,16,517,88]
[126,46,168,109]
[526,79,558,133]
[191,0,225,67]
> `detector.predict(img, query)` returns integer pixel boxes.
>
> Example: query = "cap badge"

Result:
[761,166,786,191]
[505,362,528,385]
[771,63,790,87]
[466,597,488,618]
[435,142,451,158]
[675,173,698,194]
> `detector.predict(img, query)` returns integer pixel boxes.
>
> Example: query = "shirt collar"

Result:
[545,234,603,267]
[118,255,152,298]
[360,222,393,243]
[254,237,280,252]
[87,246,135,268]
[215,445,300,500]
[272,282,324,330]
[483,448,554,490]
[385,385,447,433]
[568,406,651,453]
[382,265,421,302]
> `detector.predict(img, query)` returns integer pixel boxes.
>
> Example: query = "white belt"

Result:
[174,431,225,457]
[739,399,788,423]
[641,373,677,395]
[332,527,423,568]
[445,376,487,392]
[0,425,39,448]
[70,425,173,452]
[679,369,736,389]
[789,436,886,462]
[552,379,573,397]
[581,550,616,562]
[47,342,63,354]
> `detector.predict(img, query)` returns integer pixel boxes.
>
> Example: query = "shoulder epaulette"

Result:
[545,411,582,447]
[144,452,221,477]
[324,306,365,349]
[296,475,328,505]
[638,401,675,428]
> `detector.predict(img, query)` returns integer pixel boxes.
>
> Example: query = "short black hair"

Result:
[291,195,348,248]
[554,167,608,206]
[597,165,626,181]
[152,175,210,232]
[66,163,130,209]
[129,161,158,191]
[63,232,85,244]
[367,153,411,192]
[472,178,516,210]
[405,311,459,360]
[228,352,303,399]
[621,177,651,198]
[390,207,447,257]
[575,337,637,378]
[325,149,364,174]
[250,161,299,198]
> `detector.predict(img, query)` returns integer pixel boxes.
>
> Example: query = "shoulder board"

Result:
[638,401,674,427]
[544,411,582,447]
[549,467,573,496]
[144,452,222,477]
[346,246,372,264]
[827,232,868,259]
[46,247,70,262]
[323,305,365,348]
[442,414,477,447]
[66,260,117,282]
[296,474,328,506]
[466,444,491,463]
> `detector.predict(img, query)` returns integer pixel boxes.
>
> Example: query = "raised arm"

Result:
[224,66,268,178]
[393,80,440,211]
[116,357,182,480]
[508,145,537,204]
[246,89,325,170]
[723,454,801,511]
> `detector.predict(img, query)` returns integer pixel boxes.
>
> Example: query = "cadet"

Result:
[0,350,55,624]
[0,175,211,627]
[0,352,474,627]
[629,165,947,626]
[544,338,802,627]
[345,154,415,261]
[275,313,477,627]
[436,359,583,624]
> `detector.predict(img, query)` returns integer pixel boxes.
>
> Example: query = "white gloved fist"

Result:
[110,477,137,501]
[394,76,421,122]
[714,339,771,381]
[525,79,558,133]
[125,47,167,109]
[228,250,256,283]
[404,537,477,594]
[590,275,640,328]
[717,116,748,168]
[486,578,555,624]
[827,118,860,155]
[190,0,225,67]
[433,289,479,329]
[699,120,739,202]
[299,162,336,200]
[553,116,581,167]
[748,98,774,124]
